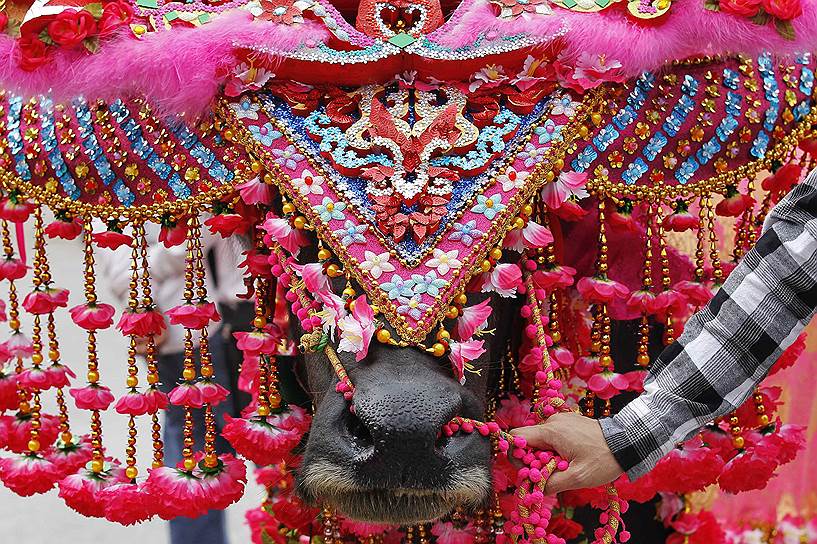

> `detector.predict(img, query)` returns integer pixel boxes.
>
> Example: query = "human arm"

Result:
[514,168,817,492]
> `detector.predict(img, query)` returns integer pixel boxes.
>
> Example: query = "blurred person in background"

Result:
[97,223,252,544]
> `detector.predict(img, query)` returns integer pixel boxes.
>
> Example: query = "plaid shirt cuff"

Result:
[600,397,673,480]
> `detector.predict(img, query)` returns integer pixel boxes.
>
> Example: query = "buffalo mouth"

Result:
[298,459,492,524]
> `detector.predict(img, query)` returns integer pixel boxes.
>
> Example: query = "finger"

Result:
[544,469,577,495]
[511,424,559,451]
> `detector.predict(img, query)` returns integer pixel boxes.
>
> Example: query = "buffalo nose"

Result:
[346,379,461,458]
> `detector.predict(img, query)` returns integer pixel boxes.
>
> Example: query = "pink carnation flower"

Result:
[5,413,60,453]
[69,303,116,330]
[260,214,309,255]
[44,217,83,240]
[234,325,282,357]
[0,454,61,496]
[236,177,273,206]
[92,231,133,250]
[59,467,126,518]
[0,198,34,223]
[44,362,76,388]
[222,407,311,466]
[45,437,94,478]
[144,386,169,413]
[5,332,34,358]
[532,265,576,291]
[586,370,629,400]
[0,369,18,411]
[99,481,155,525]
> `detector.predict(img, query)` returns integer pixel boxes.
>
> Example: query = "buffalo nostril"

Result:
[434,432,451,452]
[344,409,374,450]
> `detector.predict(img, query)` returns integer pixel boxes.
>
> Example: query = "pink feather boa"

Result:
[0,11,328,115]
[431,0,817,74]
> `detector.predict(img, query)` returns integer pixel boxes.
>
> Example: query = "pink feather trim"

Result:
[431,0,817,76]
[0,11,329,116]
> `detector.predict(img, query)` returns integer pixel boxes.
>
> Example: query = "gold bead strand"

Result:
[655,204,675,346]
[123,221,142,481]
[179,216,198,473]
[26,208,46,455]
[81,219,105,473]
[637,202,655,368]
[136,223,163,468]
[705,194,725,286]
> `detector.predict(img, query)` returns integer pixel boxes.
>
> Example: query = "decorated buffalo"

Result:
[0,0,815,542]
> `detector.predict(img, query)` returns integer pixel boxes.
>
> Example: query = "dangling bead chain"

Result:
[124,220,143,480]
[655,205,674,346]
[180,215,199,472]
[82,218,105,473]
[137,223,164,468]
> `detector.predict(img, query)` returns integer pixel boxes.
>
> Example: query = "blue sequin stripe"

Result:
[794,54,814,122]
[623,74,697,184]
[7,96,31,181]
[751,53,778,159]
[571,72,654,174]
[108,99,185,201]
[74,99,133,205]
[39,98,80,200]
[170,122,233,184]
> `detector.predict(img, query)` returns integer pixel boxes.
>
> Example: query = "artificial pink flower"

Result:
[586,370,629,400]
[46,362,74,387]
[431,521,476,544]
[541,170,588,209]
[240,249,273,278]
[69,302,116,330]
[146,465,210,519]
[18,367,56,390]
[238,354,260,394]
[666,510,725,544]
[205,213,248,237]
[0,257,27,281]
[260,214,309,255]
[70,384,115,410]
[0,454,61,496]
[625,289,656,315]
[494,395,533,430]
[549,345,575,369]
[763,163,802,193]
[166,301,221,330]
[449,340,486,383]
[4,413,60,453]
[769,333,807,375]
[337,296,376,361]
[92,231,133,249]
[59,467,125,518]
[574,355,602,380]
[718,450,778,493]
[341,520,394,539]
[222,407,311,466]
[715,186,755,217]
[0,198,34,223]
[246,506,278,544]
[46,437,93,478]
[234,325,282,356]
[22,286,69,314]
[766,423,806,464]
[648,289,687,317]
[503,220,554,252]
[45,217,83,240]
[100,481,155,525]
[556,51,626,91]
[552,198,589,221]
[144,386,169,413]
[454,298,492,341]
[236,177,274,206]
[114,391,152,416]
[6,332,34,358]
[169,383,205,408]
[158,221,188,248]
[622,370,647,393]
[664,200,700,232]
[576,276,630,304]
[609,208,639,234]
[675,280,712,308]
[199,453,247,510]
[197,380,230,406]
[318,291,347,336]
[482,263,522,297]
[117,308,166,337]
[0,369,18,411]
[532,265,576,291]
[649,437,725,494]
[294,262,330,294]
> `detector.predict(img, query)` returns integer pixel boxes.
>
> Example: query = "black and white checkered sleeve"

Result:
[600,169,817,480]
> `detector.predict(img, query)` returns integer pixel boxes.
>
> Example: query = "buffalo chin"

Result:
[298,460,491,524]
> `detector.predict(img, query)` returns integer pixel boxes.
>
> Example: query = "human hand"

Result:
[511,412,624,495]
